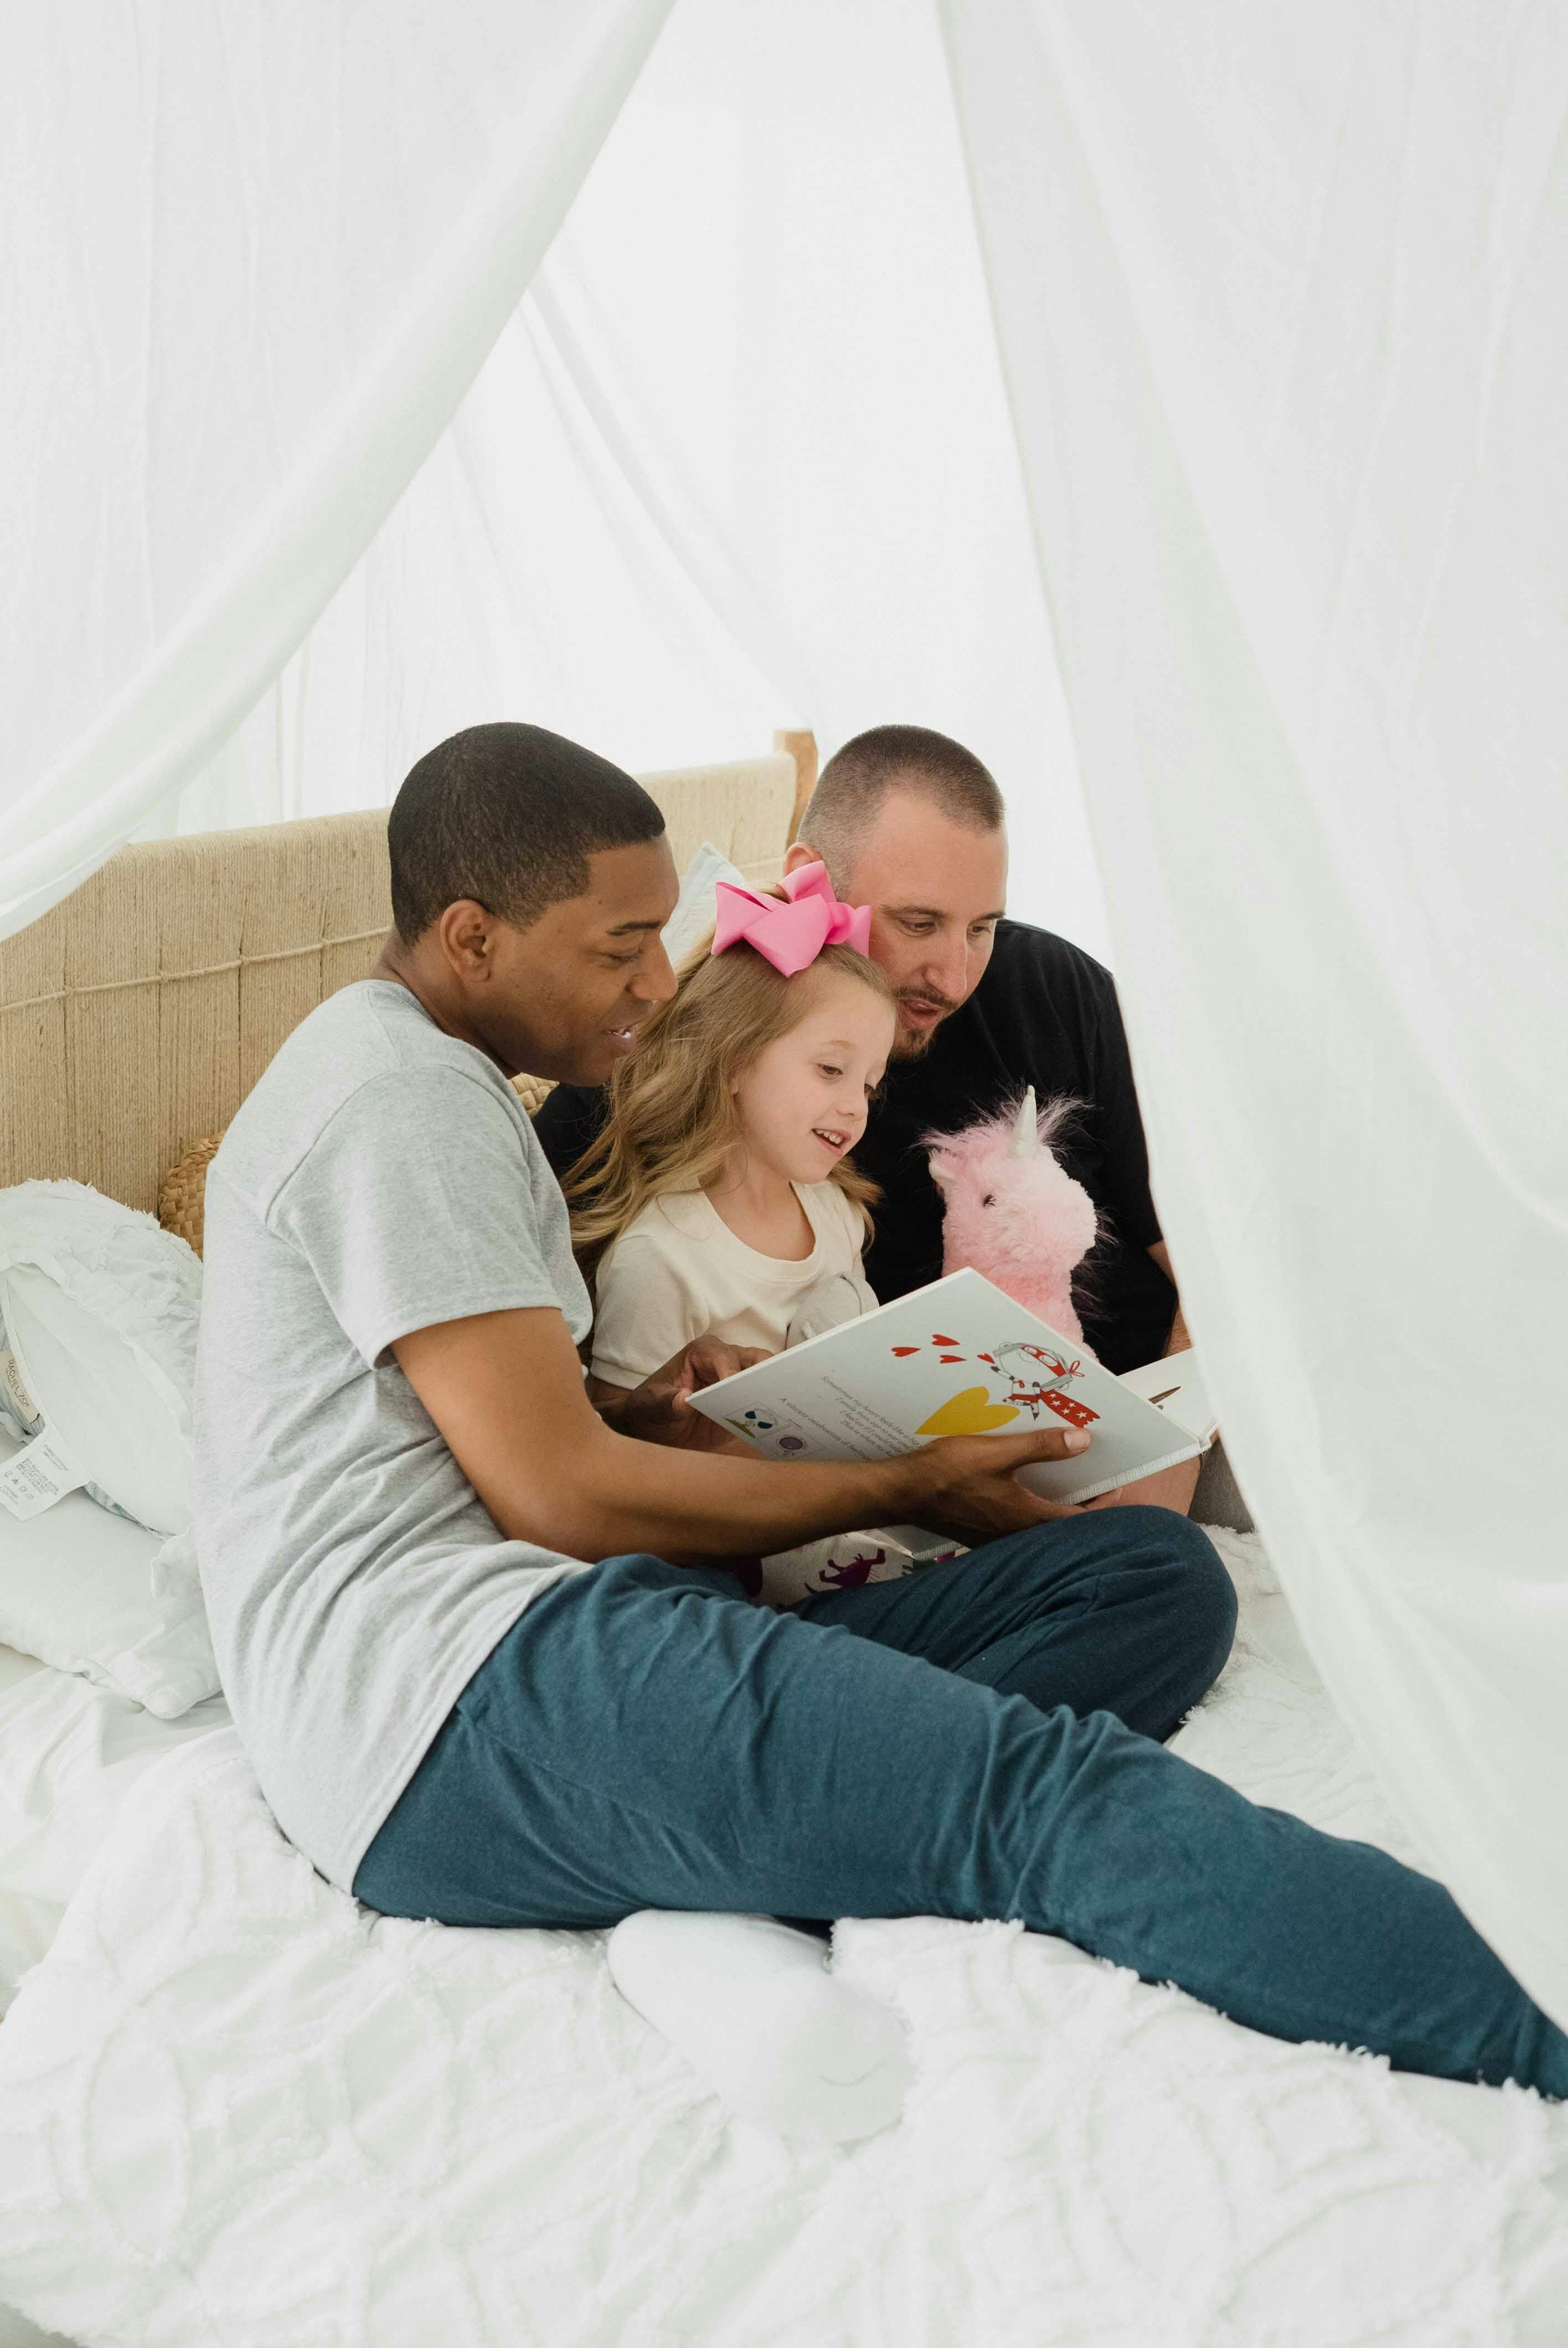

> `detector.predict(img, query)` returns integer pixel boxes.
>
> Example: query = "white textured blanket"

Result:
[2,1531,1566,2348]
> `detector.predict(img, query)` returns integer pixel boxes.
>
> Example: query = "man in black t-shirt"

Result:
[536,724,1188,1386]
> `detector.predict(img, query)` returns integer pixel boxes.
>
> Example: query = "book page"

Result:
[1117,1350,1218,1445]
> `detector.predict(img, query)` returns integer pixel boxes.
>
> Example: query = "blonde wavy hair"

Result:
[564,930,895,1284]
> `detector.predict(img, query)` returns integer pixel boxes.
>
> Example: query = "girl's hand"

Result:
[905,1426,1095,1543]
[606,1337,772,1452]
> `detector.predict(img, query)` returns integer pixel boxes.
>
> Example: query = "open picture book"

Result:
[688,1268,1217,1508]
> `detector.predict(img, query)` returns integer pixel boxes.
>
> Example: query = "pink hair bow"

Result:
[711,861,873,977]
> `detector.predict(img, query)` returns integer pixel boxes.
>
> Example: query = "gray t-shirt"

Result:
[195,979,592,1891]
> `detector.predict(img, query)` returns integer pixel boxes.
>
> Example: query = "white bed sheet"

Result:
[0,1642,229,2007]
[0,1644,213,2348]
[0,1648,43,1701]
[1,1535,1565,2348]
[0,2306,70,2348]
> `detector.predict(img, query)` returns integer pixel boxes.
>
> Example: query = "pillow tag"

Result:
[1,1344,42,1429]
[0,1422,87,1519]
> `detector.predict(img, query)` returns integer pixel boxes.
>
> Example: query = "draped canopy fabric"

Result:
[122,0,1108,956]
[941,0,1568,2023]
[0,0,674,941]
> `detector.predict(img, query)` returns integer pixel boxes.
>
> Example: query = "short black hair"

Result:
[388,723,665,944]
[798,724,1004,883]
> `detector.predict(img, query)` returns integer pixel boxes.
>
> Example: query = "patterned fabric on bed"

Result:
[1,1531,1565,2348]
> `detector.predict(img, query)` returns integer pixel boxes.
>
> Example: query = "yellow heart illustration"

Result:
[916,1387,1021,1439]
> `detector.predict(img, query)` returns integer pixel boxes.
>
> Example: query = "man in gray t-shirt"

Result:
[198,976,595,1889]
[196,723,1568,2105]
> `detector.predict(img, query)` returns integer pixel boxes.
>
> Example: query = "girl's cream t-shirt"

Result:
[590,1183,870,1388]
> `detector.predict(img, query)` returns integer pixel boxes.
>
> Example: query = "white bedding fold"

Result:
[0,1661,229,2009]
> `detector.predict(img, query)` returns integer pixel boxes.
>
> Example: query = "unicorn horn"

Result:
[1009,1086,1038,1158]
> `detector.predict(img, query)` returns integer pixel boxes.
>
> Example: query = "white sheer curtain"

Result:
[136,0,1110,955]
[942,0,1568,2022]
[0,0,674,943]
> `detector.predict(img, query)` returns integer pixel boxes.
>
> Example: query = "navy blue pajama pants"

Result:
[355,1511,1568,2097]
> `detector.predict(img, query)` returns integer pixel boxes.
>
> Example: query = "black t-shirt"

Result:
[534,920,1175,1373]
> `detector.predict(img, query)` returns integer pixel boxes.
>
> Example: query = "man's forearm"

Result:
[491,1420,921,1561]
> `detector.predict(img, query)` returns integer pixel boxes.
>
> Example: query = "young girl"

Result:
[567,862,917,1605]
[566,863,915,2142]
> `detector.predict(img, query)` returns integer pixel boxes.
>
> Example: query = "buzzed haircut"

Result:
[798,724,1005,883]
[388,722,665,944]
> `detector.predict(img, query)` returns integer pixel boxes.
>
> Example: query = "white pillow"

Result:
[0,1179,200,1536]
[662,840,746,969]
[0,1433,217,1717]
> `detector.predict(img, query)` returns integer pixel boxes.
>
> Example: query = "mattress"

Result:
[1,1534,1565,2348]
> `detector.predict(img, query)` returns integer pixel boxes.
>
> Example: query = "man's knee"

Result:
[1127,1508,1237,1692]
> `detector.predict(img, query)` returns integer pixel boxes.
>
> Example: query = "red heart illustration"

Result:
[931,1334,957,1347]
[891,1346,920,1357]
[938,1354,964,1363]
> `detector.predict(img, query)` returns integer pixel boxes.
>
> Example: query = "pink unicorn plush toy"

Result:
[925,1087,1098,1346]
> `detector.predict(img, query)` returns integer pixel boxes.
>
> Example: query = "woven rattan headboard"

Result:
[0,732,817,1215]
